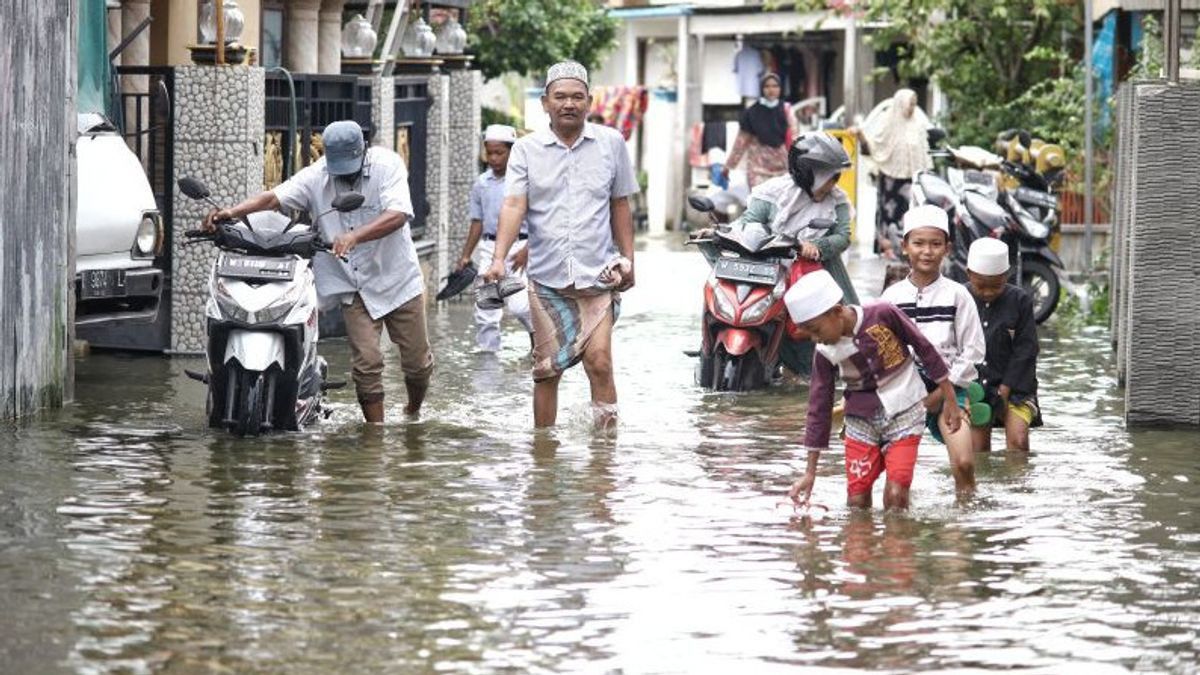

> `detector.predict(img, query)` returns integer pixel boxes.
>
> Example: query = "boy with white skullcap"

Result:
[966,237,1041,452]
[881,204,986,499]
[785,270,962,511]
[455,124,534,353]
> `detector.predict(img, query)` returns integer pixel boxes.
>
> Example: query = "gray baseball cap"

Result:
[323,120,366,176]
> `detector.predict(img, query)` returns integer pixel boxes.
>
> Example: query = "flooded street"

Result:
[2,236,1198,673]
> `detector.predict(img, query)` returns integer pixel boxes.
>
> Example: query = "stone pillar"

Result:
[425,72,451,292]
[1117,82,1200,426]
[368,75,394,150]
[170,66,266,354]
[447,69,481,279]
[318,0,346,75]
[285,0,321,74]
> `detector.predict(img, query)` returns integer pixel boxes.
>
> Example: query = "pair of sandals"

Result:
[435,261,525,309]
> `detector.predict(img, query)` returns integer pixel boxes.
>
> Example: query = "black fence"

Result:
[265,72,373,183]
[394,76,432,240]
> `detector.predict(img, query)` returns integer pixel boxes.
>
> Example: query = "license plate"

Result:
[80,269,126,299]
[1015,187,1058,210]
[714,258,778,285]
[217,255,295,281]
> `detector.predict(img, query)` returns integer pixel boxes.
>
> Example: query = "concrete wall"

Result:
[1111,81,1200,427]
[0,0,77,418]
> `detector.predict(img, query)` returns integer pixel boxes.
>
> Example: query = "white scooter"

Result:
[177,177,360,436]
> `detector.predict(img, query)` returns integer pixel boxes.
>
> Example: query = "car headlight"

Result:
[134,212,161,257]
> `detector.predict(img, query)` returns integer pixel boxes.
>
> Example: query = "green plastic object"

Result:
[967,381,986,403]
[969,400,993,427]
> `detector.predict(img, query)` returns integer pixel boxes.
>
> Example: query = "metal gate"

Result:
[394,76,431,240]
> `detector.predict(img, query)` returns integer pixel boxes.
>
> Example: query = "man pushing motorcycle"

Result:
[695,132,860,378]
[204,120,433,423]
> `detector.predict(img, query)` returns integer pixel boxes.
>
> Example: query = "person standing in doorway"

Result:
[205,120,434,423]
[482,61,639,430]
[455,124,533,353]
[723,73,794,189]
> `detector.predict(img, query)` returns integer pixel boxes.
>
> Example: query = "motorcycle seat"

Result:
[916,172,956,210]
[962,191,1011,231]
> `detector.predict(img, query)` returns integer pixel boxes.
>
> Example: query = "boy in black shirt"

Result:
[965,238,1041,452]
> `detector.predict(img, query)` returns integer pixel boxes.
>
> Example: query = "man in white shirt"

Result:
[205,120,433,423]
[482,61,639,430]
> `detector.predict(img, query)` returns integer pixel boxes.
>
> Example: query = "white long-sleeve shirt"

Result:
[881,274,986,387]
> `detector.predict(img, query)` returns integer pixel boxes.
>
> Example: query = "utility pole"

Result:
[1084,0,1093,272]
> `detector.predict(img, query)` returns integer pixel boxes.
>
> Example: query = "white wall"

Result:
[701,39,742,105]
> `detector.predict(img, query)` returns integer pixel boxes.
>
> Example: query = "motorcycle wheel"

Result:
[235,370,267,437]
[711,349,727,392]
[730,352,766,391]
[1021,259,1060,324]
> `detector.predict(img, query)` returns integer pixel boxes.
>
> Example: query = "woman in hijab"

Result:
[854,88,933,258]
[723,73,792,189]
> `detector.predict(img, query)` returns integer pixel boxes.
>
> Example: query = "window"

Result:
[261,3,285,68]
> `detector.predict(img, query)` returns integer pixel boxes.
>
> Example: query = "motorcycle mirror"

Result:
[332,192,365,212]
[178,177,211,200]
[688,195,715,213]
[926,127,946,146]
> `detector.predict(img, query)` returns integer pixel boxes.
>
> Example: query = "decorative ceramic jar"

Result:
[341,14,377,58]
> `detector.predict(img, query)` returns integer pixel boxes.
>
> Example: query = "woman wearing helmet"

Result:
[732,132,861,377]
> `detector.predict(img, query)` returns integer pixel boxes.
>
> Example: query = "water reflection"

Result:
[0,242,1196,672]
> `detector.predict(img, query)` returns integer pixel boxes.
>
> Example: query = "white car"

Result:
[75,113,163,335]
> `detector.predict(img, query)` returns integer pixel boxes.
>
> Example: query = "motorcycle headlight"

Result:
[134,212,161,257]
[710,281,737,322]
[741,293,774,324]
[213,278,251,323]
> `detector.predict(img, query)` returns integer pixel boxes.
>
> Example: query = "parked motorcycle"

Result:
[686,195,827,392]
[913,145,1065,323]
[177,177,360,436]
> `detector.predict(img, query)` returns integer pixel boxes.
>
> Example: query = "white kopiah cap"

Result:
[902,203,950,238]
[482,124,518,144]
[784,269,844,325]
[545,60,589,91]
[967,237,1010,276]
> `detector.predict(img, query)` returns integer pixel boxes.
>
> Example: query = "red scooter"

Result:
[687,196,826,391]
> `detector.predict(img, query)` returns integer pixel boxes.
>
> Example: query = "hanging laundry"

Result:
[588,86,649,140]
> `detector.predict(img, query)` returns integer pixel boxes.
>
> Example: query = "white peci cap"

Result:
[482,124,518,144]
[784,269,844,325]
[967,237,1010,276]
[902,203,950,238]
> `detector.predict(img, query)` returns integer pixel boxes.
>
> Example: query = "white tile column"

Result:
[318,0,346,74]
[285,0,321,74]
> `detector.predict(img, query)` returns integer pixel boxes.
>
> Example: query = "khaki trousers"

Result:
[342,293,435,404]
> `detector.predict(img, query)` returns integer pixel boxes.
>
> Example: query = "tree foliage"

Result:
[468,0,618,81]
[860,0,1082,150]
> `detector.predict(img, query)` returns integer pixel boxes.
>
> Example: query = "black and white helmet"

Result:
[788,132,851,195]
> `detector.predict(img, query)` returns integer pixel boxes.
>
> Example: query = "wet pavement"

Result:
[1,235,1198,673]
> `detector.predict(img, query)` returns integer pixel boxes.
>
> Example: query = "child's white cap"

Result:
[482,124,518,144]
[967,237,1010,276]
[784,269,843,324]
[902,204,950,238]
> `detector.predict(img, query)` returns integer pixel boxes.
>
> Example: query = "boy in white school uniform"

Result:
[880,204,986,497]
[454,124,533,352]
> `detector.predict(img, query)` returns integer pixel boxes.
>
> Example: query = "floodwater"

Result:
[2,237,1197,674]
